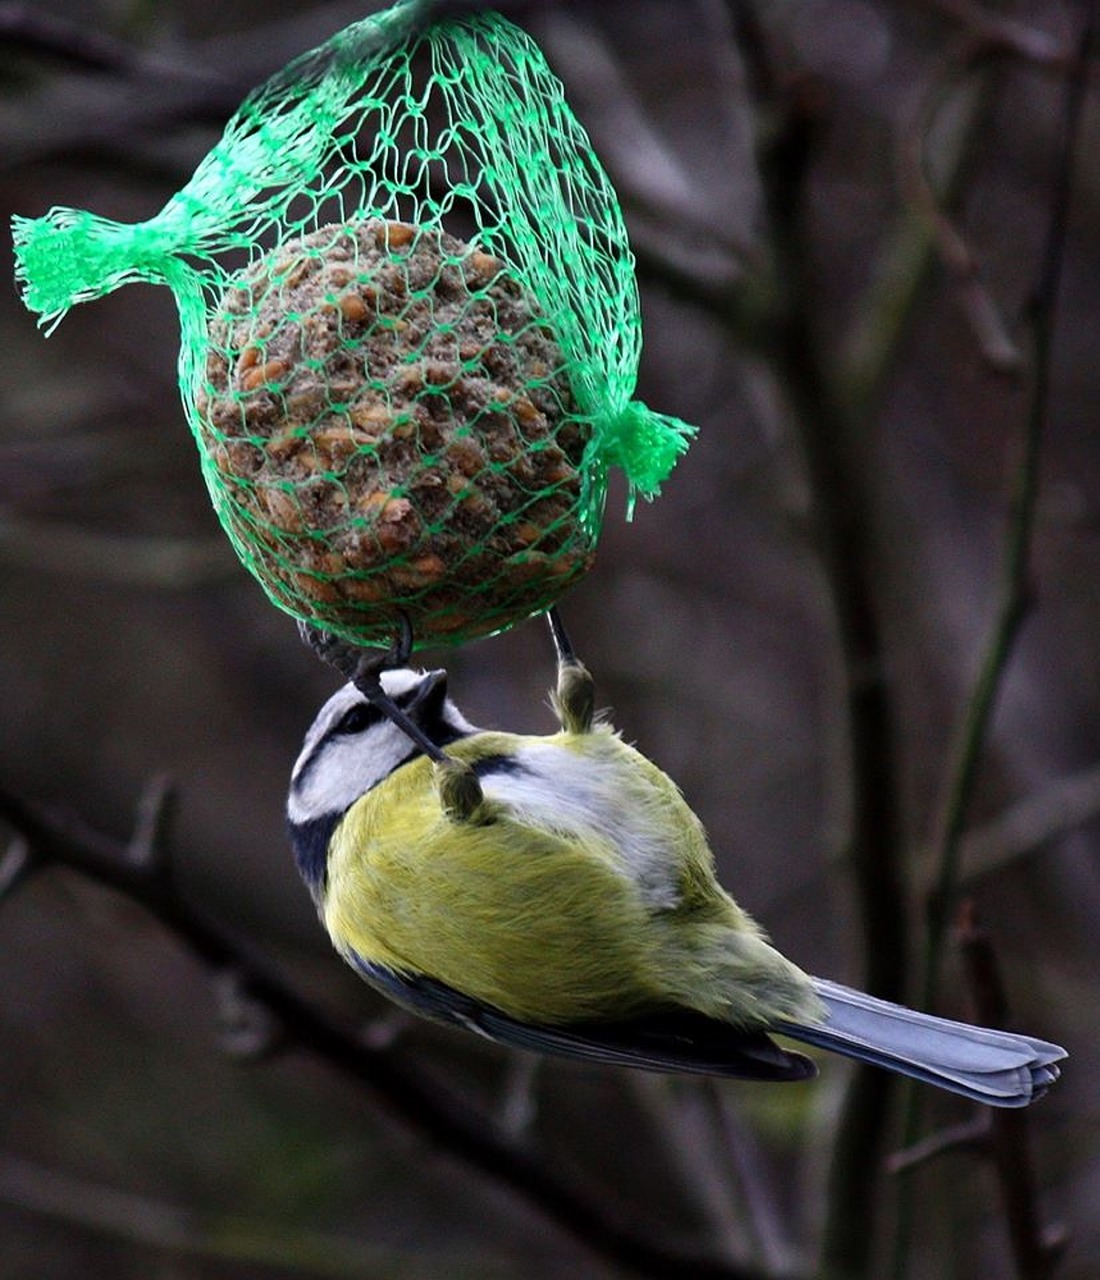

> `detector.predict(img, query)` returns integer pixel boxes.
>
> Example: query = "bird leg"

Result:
[546,608,594,735]
[435,758,492,825]
[298,618,450,765]
[300,619,487,821]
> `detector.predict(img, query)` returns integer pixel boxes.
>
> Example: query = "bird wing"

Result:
[353,957,817,1082]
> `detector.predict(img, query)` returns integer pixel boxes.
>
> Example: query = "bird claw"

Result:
[546,608,594,734]
[300,616,449,763]
[435,758,487,824]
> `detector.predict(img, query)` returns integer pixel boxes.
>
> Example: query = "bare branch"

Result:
[921,0,1094,1037]
[897,46,1023,375]
[0,1150,518,1278]
[954,760,1100,883]
[956,904,1070,1280]
[885,1116,989,1174]
[893,7,1093,1270]
[916,0,1075,68]
[0,512,236,589]
[0,782,800,1280]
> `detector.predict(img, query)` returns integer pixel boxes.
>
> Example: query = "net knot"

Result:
[11,207,185,334]
[595,399,696,515]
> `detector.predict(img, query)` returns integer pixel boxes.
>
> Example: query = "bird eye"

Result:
[335,703,377,735]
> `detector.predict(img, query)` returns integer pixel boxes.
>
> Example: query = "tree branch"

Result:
[0,1151,517,1279]
[920,0,1093,1063]
[955,904,1069,1280]
[893,4,1093,1274]
[896,43,1023,376]
[0,783,800,1280]
[721,9,910,1275]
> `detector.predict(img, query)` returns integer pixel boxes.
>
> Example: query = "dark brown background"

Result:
[1,2,1095,1277]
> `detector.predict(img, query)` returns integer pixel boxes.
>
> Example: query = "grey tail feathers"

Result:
[775,978,1066,1108]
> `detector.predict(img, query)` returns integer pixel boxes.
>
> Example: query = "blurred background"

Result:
[0,1,1096,1277]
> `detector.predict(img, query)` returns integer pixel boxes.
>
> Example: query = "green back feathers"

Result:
[321,729,816,1027]
[325,735,669,1023]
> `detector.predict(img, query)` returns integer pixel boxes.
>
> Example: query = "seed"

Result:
[554,546,593,577]
[311,422,378,471]
[377,221,415,249]
[258,485,302,533]
[237,345,262,373]
[394,365,424,395]
[380,496,413,524]
[293,570,341,604]
[513,521,541,546]
[375,498,420,554]
[338,293,370,324]
[429,610,472,634]
[274,256,311,288]
[540,459,578,487]
[468,249,503,280]
[390,553,446,590]
[266,428,305,461]
[453,486,492,519]
[285,387,325,421]
[502,550,549,584]
[445,436,485,477]
[339,573,391,603]
[513,396,540,426]
[425,360,459,386]
[348,403,391,434]
[357,490,388,513]
[240,359,288,393]
[211,438,263,477]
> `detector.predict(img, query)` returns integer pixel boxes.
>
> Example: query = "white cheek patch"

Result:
[287,726,414,825]
[288,669,480,829]
[481,743,681,910]
[291,684,363,785]
[288,678,420,826]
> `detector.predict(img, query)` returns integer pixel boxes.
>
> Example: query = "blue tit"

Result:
[287,644,1065,1107]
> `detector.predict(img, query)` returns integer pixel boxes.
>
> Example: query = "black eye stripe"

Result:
[335,702,382,736]
[334,684,424,737]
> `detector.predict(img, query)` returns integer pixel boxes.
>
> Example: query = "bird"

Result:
[287,619,1065,1107]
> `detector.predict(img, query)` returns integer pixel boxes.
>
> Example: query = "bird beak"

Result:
[407,669,448,726]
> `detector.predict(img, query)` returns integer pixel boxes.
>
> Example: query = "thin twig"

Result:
[885,1115,989,1174]
[714,1086,800,1275]
[0,1151,517,1279]
[0,783,798,1280]
[955,904,1069,1280]
[839,65,992,424]
[952,759,1100,884]
[630,1075,751,1262]
[0,1,562,172]
[894,0,1081,378]
[893,4,1093,1275]
[897,43,1023,375]
[921,0,1094,1067]
[0,3,202,75]
[916,0,1074,68]
[719,8,911,1276]
[0,512,236,589]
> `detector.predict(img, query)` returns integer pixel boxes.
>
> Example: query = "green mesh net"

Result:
[12,0,694,648]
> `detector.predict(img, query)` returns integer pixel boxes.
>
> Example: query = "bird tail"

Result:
[776,978,1065,1107]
